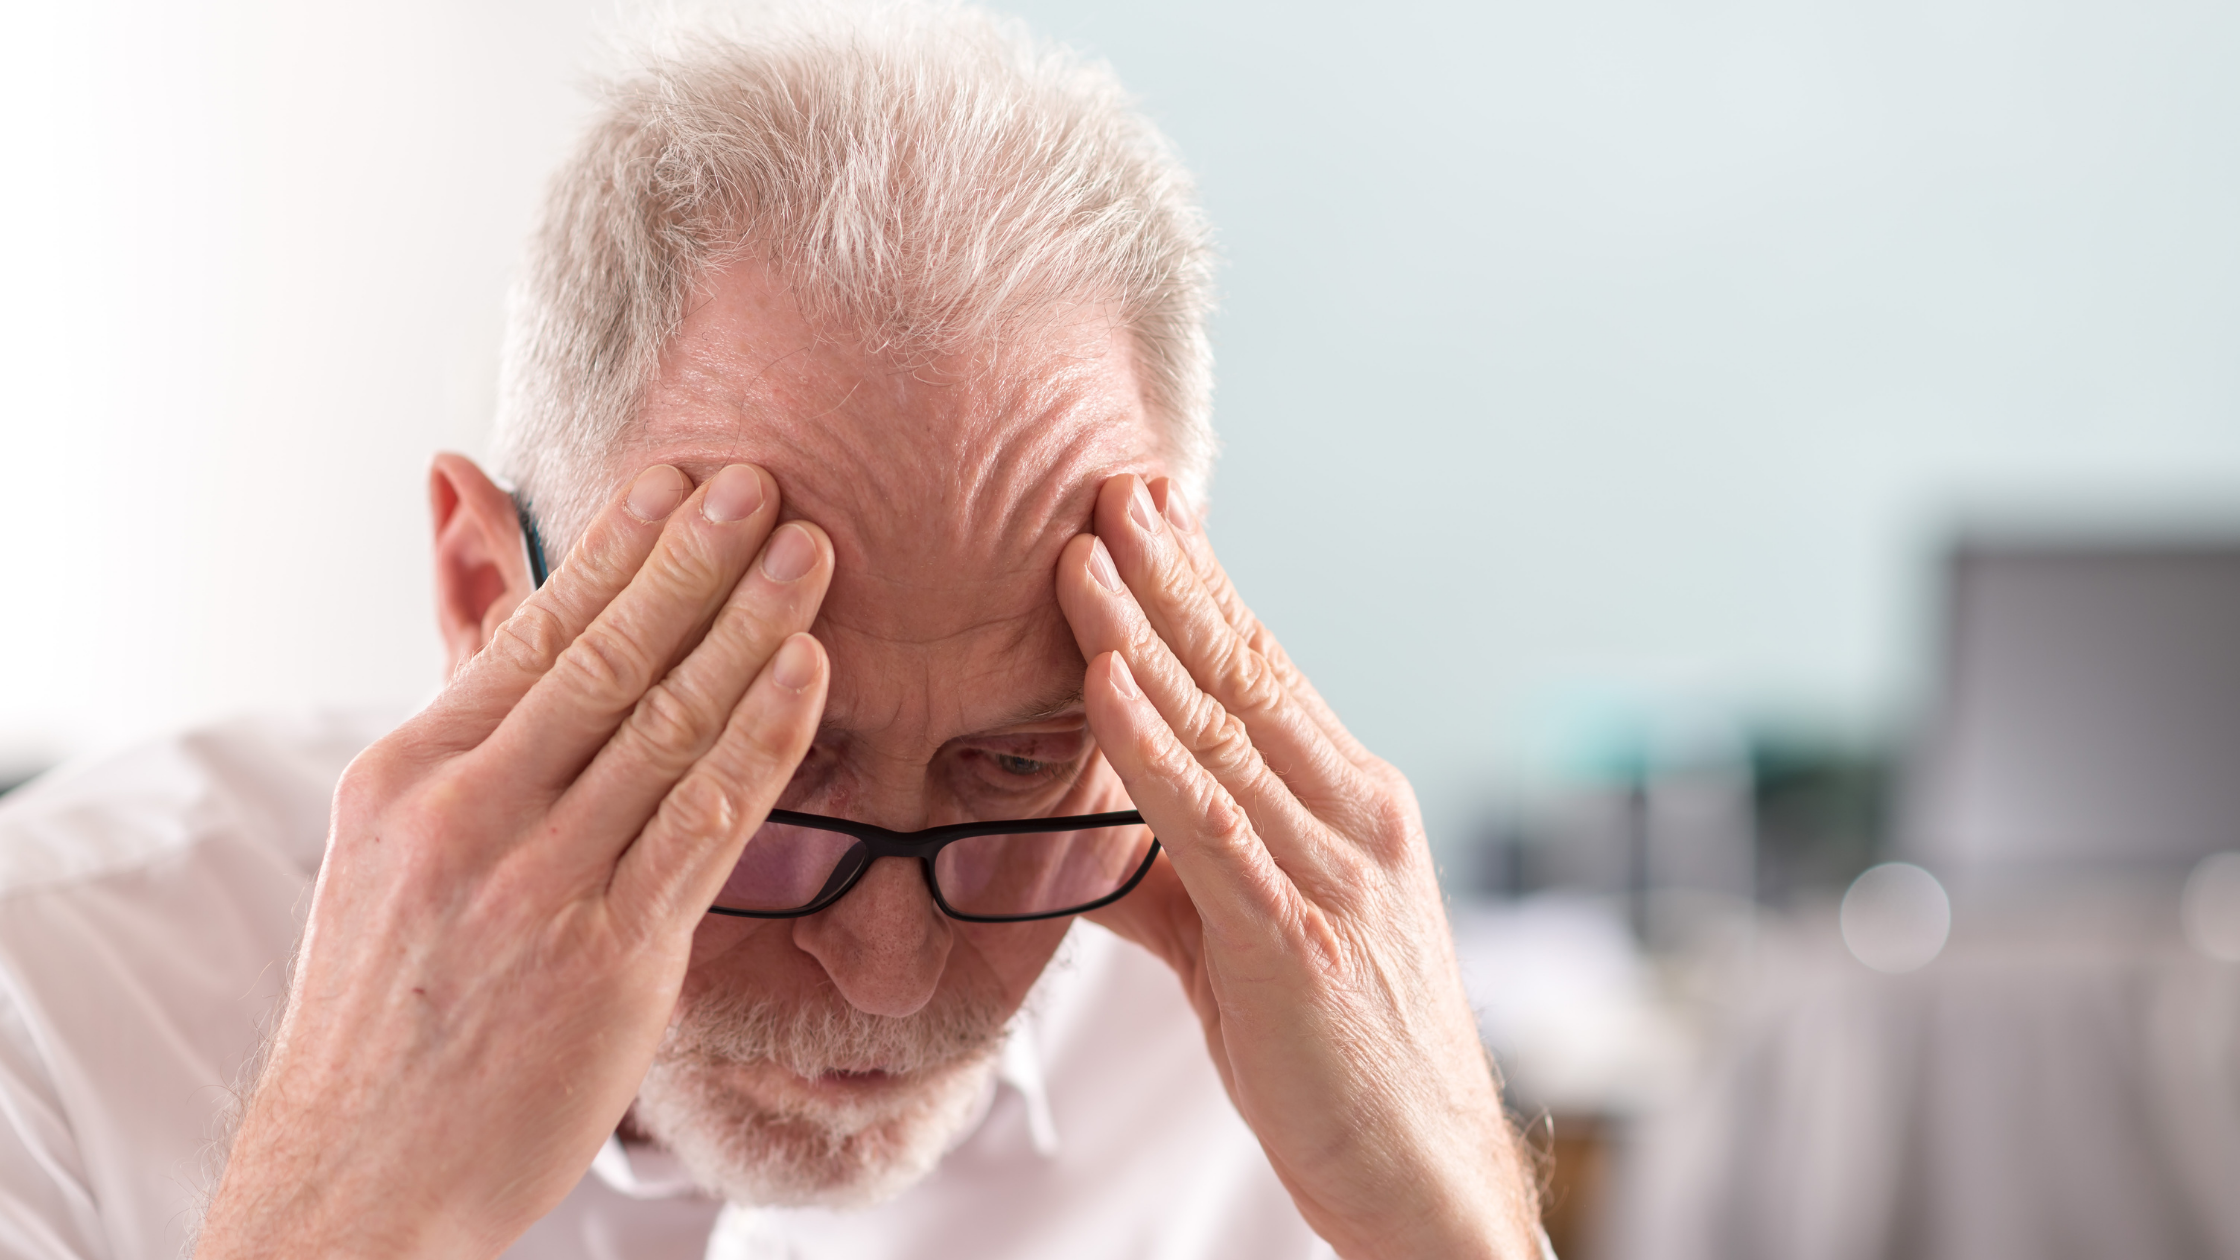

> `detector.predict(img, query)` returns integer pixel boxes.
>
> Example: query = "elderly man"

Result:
[0,8,1540,1258]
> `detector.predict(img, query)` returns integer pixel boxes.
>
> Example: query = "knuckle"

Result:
[707,593,781,649]
[335,744,403,815]
[1191,705,1261,781]
[1284,902,1349,977]
[1150,750,1255,857]
[553,627,655,709]
[646,534,727,595]
[1135,721,1203,794]
[569,524,637,585]
[1245,619,1287,667]
[488,600,570,672]
[1196,788,1257,858]
[1153,566,1200,615]
[328,790,385,856]
[1212,638,1285,719]
[1357,782,1422,862]
[726,702,807,779]
[625,679,711,765]
[662,769,743,844]
[692,686,813,794]
[1367,790,1408,839]
[1169,685,1226,749]
[335,749,449,858]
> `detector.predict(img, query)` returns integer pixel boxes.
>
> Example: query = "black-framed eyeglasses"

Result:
[711,809,1162,922]
[506,495,1160,923]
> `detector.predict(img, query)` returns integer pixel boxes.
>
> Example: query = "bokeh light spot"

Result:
[1841,862,1952,973]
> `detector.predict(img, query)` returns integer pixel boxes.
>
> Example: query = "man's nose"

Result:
[791,855,953,1018]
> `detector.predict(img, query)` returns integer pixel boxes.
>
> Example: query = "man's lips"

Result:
[790,1065,913,1101]
[685,1056,919,1107]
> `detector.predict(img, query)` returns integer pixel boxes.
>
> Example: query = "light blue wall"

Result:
[1002,0,2240,856]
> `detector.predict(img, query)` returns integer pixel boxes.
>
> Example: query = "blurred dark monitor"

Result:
[1903,539,2240,881]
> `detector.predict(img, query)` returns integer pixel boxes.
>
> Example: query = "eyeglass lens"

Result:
[709,819,1156,919]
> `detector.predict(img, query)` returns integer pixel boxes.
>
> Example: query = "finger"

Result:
[551,521,833,860]
[609,631,828,932]
[1079,476,1378,825]
[1148,477,1376,771]
[480,464,782,794]
[1058,533,1359,899]
[1082,651,1335,966]
[1084,851,1200,977]
[414,464,693,753]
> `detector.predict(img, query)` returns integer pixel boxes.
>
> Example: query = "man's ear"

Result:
[429,453,535,681]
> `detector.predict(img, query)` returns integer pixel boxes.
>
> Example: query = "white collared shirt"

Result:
[0,712,1335,1260]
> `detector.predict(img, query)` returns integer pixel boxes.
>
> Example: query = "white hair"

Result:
[491,2,1218,553]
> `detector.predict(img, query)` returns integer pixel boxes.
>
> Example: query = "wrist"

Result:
[1328,1129,1541,1260]
[1342,1207,1532,1260]
[196,1086,455,1260]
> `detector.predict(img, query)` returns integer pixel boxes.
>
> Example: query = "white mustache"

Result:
[661,986,1010,1079]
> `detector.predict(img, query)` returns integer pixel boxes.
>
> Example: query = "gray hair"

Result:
[490,2,1218,554]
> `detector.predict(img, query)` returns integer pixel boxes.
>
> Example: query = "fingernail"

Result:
[1109,654,1139,700]
[1088,538,1124,593]
[761,524,817,582]
[1128,479,1160,534]
[770,634,819,692]
[1163,487,1196,534]
[703,465,766,524]
[626,465,688,521]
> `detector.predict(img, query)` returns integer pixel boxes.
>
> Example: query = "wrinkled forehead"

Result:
[619,259,1163,648]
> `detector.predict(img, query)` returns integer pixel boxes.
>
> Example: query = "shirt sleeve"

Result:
[0,977,109,1260]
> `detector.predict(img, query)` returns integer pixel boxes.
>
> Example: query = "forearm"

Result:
[1310,1097,1543,1260]
[196,1041,479,1260]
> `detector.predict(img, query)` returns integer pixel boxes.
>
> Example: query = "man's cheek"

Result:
[954,917,1073,1005]
[686,913,781,969]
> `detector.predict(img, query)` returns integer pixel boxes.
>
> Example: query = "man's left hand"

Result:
[1058,475,1541,1260]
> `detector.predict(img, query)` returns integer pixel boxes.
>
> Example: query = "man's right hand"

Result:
[196,463,833,1260]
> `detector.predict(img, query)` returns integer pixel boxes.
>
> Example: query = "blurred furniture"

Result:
[1903,539,2240,882]
[1612,538,2240,1260]
[1453,894,1691,1260]
[1541,1114,1613,1260]
[1612,897,2240,1260]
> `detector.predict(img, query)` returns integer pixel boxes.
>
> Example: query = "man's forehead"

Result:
[624,257,1166,648]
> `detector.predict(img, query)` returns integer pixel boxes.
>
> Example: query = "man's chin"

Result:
[632,1048,1001,1211]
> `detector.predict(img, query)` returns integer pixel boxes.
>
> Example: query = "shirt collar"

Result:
[998,1003,1061,1158]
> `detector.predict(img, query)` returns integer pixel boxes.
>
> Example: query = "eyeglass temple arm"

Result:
[511,493,551,589]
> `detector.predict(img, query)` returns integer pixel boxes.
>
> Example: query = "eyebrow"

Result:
[812,684,1088,742]
[990,685,1087,729]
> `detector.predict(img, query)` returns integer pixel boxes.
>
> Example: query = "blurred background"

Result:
[6,0,2240,1256]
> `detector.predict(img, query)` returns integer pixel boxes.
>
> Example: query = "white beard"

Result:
[632,986,1009,1210]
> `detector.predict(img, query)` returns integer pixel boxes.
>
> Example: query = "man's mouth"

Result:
[796,1065,904,1096]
